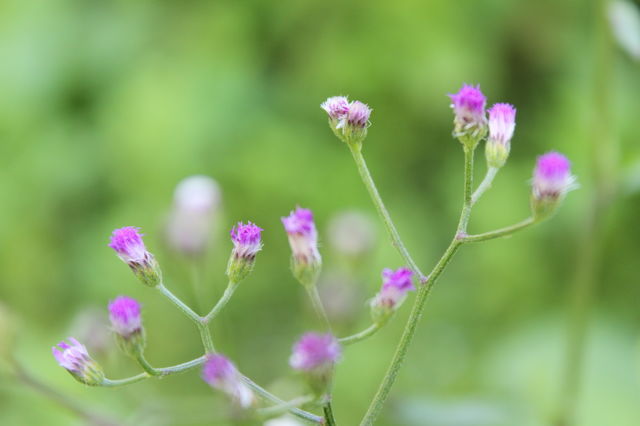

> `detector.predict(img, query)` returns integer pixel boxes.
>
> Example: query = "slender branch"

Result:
[240,375,324,424]
[257,395,316,419]
[348,143,427,282]
[157,283,202,324]
[101,373,150,387]
[203,282,237,323]
[134,354,207,377]
[134,353,161,376]
[471,166,499,205]
[461,217,537,243]
[339,323,382,345]
[323,400,337,426]
[359,146,474,425]
[197,322,216,353]
[305,284,332,329]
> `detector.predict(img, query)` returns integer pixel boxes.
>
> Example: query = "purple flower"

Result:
[488,103,516,146]
[321,96,350,120]
[109,227,148,263]
[371,268,415,318]
[382,267,415,292]
[344,101,372,129]
[202,354,253,408]
[282,207,321,285]
[290,332,340,372]
[448,84,487,144]
[108,296,142,338]
[52,338,104,385]
[230,221,263,259]
[532,152,576,200]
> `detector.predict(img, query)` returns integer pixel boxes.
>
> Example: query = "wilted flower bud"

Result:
[370,268,415,324]
[321,96,371,145]
[52,338,104,386]
[282,207,322,286]
[448,84,487,149]
[531,152,577,219]
[485,103,516,168]
[290,332,341,395]
[166,175,221,257]
[202,354,254,408]
[227,221,263,283]
[108,296,145,357]
[109,227,161,287]
[328,210,377,258]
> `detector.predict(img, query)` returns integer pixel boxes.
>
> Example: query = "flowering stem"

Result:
[257,395,316,419]
[101,373,150,387]
[157,283,201,324]
[203,281,237,323]
[348,143,427,282]
[323,400,337,426]
[471,166,499,205]
[134,353,161,376]
[339,323,382,345]
[359,146,475,425]
[240,375,324,424]
[305,284,332,329]
[197,323,216,353]
[461,217,537,243]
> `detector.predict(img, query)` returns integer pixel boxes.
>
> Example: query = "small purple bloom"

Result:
[533,152,576,199]
[449,84,487,124]
[108,296,142,338]
[282,207,321,269]
[230,221,263,259]
[109,227,147,263]
[372,268,415,312]
[52,338,104,385]
[290,332,340,372]
[202,354,253,408]
[321,96,350,120]
[488,103,516,146]
[345,101,372,129]
[382,267,415,292]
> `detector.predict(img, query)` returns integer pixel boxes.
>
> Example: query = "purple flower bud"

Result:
[52,338,104,385]
[290,332,340,372]
[321,96,350,120]
[230,222,263,259]
[448,84,487,146]
[370,268,415,322]
[345,101,372,129]
[109,227,161,287]
[531,152,576,217]
[202,354,254,408]
[282,207,321,286]
[485,103,516,168]
[108,296,142,338]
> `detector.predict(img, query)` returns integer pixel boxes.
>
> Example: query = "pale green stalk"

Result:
[203,281,237,323]
[471,166,499,205]
[339,323,382,345]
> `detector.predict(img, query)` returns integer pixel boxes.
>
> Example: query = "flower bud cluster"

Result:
[321,96,372,145]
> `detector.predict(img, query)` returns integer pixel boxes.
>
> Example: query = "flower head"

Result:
[321,96,350,120]
[109,227,161,287]
[448,84,487,147]
[290,332,340,372]
[230,222,263,259]
[345,101,371,129]
[108,296,142,338]
[531,152,576,218]
[485,103,516,168]
[282,207,321,286]
[52,338,104,385]
[202,354,254,408]
[321,96,371,144]
[370,268,415,322]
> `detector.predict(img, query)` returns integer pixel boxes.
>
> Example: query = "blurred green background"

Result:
[1,0,639,425]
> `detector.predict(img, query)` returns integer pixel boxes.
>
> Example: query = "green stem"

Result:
[471,166,499,205]
[101,373,150,387]
[257,395,316,419]
[305,284,332,329]
[323,400,337,426]
[348,143,427,282]
[134,353,160,376]
[462,217,537,243]
[203,282,237,323]
[359,146,474,425]
[240,375,324,424]
[197,322,216,353]
[339,323,382,345]
[157,283,202,324]
[156,355,207,375]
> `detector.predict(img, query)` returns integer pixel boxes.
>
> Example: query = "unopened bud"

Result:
[109,227,161,287]
[370,268,415,324]
[108,296,145,357]
[282,207,322,286]
[321,96,371,145]
[448,84,487,149]
[289,332,341,395]
[485,103,516,168]
[531,152,577,219]
[227,221,263,283]
[52,338,104,386]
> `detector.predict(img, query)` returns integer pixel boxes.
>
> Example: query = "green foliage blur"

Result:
[1,0,639,425]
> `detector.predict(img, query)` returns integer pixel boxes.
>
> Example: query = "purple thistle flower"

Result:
[52,338,104,385]
[108,296,142,338]
[282,207,321,285]
[321,96,350,120]
[230,221,263,259]
[344,101,372,129]
[532,151,576,200]
[109,227,147,263]
[202,354,253,408]
[488,103,516,147]
[290,332,341,372]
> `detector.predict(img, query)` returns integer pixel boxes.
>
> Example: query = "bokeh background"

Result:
[1,0,639,425]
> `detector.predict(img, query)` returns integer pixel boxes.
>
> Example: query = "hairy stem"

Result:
[157,283,202,324]
[462,217,537,243]
[471,166,499,205]
[101,373,150,387]
[323,400,337,426]
[203,281,237,323]
[348,143,427,282]
[339,323,382,345]
[257,395,316,419]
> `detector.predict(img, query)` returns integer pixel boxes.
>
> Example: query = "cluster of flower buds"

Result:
[227,221,263,283]
[290,332,341,395]
[108,296,145,357]
[166,175,221,257]
[109,227,161,287]
[282,207,322,287]
[531,151,576,218]
[202,354,254,408]
[321,96,372,145]
[52,338,104,386]
[370,267,415,324]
